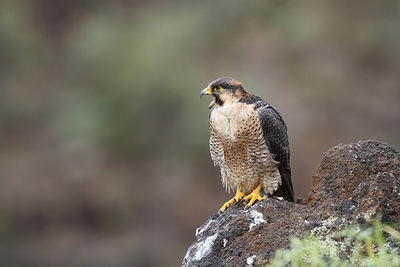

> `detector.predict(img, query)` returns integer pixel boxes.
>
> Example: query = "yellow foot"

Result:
[219,188,245,212]
[243,184,266,209]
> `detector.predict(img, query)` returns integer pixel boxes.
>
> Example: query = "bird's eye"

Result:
[215,86,223,91]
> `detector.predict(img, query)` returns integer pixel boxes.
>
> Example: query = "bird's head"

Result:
[200,77,249,109]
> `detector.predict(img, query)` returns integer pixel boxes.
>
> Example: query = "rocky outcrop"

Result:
[306,141,400,223]
[183,140,400,266]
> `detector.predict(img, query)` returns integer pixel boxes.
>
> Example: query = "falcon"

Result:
[200,77,294,212]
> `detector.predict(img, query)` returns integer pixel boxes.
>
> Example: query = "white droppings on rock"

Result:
[195,219,213,237]
[248,210,266,231]
[276,197,284,201]
[183,233,219,266]
[193,233,218,261]
[223,238,228,247]
[246,255,256,266]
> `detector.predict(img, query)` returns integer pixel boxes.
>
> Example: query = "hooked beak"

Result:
[200,87,215,109]
[200,87,212,98]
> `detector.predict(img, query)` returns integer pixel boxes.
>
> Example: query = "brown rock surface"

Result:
[182,140,400,266]
[306,140,400,223]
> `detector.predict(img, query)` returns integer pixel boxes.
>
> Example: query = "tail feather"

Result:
[272,168,294,202]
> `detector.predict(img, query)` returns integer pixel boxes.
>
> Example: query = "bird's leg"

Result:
[219,187,245,212]
[243,184,266,209]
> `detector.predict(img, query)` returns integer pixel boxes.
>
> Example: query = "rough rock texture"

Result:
[183,140,400,266]
[306,140,400,223]
[182,199,357,266]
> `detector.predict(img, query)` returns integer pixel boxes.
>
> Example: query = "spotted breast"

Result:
[209,100,282,195]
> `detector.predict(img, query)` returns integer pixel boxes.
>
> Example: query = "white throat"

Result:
[210,100,255,141]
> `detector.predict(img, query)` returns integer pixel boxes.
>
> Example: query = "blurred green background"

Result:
[0,0,399,266]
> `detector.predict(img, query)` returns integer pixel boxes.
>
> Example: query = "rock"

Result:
[183,141,400,266]
[183,199,312,266]
[306,140,400,223]
[182,198,358,267]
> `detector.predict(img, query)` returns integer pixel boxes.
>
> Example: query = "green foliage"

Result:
[267,219,400,267]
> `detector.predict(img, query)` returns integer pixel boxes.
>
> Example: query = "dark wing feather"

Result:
[255,100,294,202]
